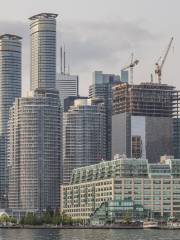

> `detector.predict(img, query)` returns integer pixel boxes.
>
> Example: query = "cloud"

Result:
[0,19,161,95]
[60,19,159,72]
[0,21,28,44]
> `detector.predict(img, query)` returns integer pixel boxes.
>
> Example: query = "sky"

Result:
[0,0,179,96]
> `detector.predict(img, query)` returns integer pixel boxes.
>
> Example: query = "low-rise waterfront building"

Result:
[61,156,180,222]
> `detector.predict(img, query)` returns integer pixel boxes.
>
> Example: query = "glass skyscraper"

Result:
[89,71,121,160]
[0,34,21,208]
[29,13,58,90]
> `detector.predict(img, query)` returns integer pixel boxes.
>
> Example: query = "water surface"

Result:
[0,229,180,240]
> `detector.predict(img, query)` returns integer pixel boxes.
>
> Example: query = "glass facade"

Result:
[61,157,180,221]
[70,158,148,184]
[29,13,58,90]
[89,71,121,160]
[90,199,147,225]
[0,34,21,208]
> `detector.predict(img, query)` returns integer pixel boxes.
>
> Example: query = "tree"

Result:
[9,216,17,224]
[0,214,10,224]
[62,213,73,225]
[22,212,41,225]
[122,212,131,224]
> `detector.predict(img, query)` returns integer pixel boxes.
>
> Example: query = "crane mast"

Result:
[121,53,139,84]
[155,37,174,84]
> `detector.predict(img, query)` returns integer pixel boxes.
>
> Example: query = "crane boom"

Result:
[160,37,173,70]
[121,53,139,84]
[155,37,174,84]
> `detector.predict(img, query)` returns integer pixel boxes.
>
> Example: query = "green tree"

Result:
[42,212,52,224]
[0,214,10,224]
[23,212,41,225]
[9,216,17,224]
[62,213,73,225]
[122,212,131,224]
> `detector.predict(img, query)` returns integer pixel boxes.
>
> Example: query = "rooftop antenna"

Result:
[68,50,71,75]
[64,45,66,74]
[60,46,63,74]
[68,64,70,75]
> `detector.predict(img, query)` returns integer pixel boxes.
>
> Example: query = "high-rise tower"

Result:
[56,73,79,108]
[89,71,121,160]
[8,13,62,213]
[29,13,58,90]
[8,89,61,211]
[63,99,106,184]
[0,34,21,208]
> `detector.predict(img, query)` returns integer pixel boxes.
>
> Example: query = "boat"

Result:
[143,220,159,229]
[167,221,180,229]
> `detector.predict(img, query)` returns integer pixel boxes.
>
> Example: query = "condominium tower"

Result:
[29,13,58,90]
[8,13,62,212]
[63,98,106,184]
[8,89,61,211]
[0,34,21,208]
[89,71,121,160]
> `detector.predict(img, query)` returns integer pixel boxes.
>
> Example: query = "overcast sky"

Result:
[0,0,179,95]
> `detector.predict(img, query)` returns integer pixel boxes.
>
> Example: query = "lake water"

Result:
[0,229,180,240]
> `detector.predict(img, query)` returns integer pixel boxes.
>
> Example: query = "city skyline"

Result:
[0,0,179,96]
[0,4,179,234]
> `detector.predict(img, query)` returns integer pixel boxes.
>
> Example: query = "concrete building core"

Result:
[112,82,175,163]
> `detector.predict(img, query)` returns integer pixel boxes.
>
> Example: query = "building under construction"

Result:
[113,82,175,116]
[112,82,177,163]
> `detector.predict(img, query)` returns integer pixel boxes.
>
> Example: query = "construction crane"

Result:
[121,53,139,84]
[150,73,154,83]
[155,37,174,84]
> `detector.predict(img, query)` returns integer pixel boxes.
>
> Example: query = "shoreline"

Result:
[0,225,179,230]
[0,225,142,229]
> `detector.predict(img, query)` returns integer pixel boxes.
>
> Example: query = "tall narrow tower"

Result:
[29,13,58,90]
[8,13,62,213]
[0,34,21,208]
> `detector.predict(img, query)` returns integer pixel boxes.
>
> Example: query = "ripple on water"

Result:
[0,229,180,240]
